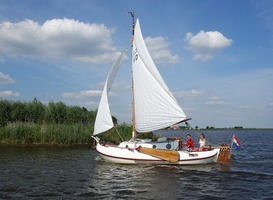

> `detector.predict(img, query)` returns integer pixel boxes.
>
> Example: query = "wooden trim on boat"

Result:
[137,147,180,163]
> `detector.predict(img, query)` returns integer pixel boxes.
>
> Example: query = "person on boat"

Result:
[198,133,206,150]
[185,134,194,151]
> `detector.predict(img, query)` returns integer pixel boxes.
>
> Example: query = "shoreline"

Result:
[0,142,95,148]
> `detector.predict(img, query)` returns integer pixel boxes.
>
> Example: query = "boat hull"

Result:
[95,141,220,165]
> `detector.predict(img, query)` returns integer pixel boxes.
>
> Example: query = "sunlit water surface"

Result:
[1,130,273,199]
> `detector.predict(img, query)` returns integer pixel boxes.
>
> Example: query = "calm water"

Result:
[0,130,273,199]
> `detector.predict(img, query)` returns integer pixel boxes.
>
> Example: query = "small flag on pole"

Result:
[232,135,241,149]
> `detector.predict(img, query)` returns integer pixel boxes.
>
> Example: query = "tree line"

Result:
[0,98,117,127]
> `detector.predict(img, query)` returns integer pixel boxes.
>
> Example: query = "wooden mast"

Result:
[128,12,136,141]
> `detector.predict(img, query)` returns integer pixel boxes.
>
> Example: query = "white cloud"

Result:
[0,18,119,65]
[174,89,203,98]
[84,101,98,106]
[62,90,102,99]
[62,89,118,99]
[145,36,179,64]
[0,90,20,97]
[112,82,131,90]
[0,72,15,85]
[184,30,233,61]
[239,105,252,109]
[205,96,229,105]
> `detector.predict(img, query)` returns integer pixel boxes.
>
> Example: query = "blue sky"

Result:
[0,0,273,128]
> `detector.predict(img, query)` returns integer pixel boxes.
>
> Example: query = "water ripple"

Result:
[1,130,273,199]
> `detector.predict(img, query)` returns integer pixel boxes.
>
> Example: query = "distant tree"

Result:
[180,126,188,130]
[112,115,118,125]
[206,126,215,130]
[234,126,243,130]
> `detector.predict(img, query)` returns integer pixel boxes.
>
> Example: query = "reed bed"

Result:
[0,122,94,145]
[0,99,139,145]
[0,122,154,146]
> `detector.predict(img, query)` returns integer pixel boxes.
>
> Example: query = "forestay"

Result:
[132,19,188,133]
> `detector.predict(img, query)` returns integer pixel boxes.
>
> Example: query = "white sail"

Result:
[93,50,126,135]
[132,19,188,133]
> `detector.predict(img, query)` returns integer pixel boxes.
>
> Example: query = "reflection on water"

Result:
[87,158,257,199]
[1,130,273,199]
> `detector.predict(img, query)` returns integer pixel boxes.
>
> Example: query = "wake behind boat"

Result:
[92,13,231,165]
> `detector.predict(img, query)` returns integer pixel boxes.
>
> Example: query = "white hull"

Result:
[95,139,220,165]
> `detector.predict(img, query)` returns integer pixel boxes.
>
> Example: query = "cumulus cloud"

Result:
[0,18,119,65]
[145,36,179,64]
[0,90,20,97]
[205,96,229,105]
[0,72,15,85]
[184,30,233,61]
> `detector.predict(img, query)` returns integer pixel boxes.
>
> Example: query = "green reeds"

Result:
[0,122,154,146]
[0,122,94,145]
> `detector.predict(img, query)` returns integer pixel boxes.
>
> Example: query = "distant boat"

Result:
[92,14,231,165]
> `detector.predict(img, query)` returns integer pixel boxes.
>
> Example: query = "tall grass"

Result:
[0,99,139,146]
[0,122,94,145]
[0,122,153,146]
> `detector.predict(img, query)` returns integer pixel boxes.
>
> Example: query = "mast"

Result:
[128,12,135,46]
[128,11,136,141]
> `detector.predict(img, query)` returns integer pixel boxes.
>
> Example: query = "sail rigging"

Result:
[92,17,230,166]
[94,19,189,135]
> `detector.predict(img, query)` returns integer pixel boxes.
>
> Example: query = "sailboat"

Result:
[92,14,231,165]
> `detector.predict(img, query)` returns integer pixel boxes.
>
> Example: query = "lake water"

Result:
[0,130,273,199]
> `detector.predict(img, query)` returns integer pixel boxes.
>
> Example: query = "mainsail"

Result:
[132,19,188,133]
[93,50,127,135]
[94,19,188,135]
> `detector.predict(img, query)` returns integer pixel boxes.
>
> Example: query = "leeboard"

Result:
[138,147,180,163]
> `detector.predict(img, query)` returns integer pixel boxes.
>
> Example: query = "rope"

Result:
[114,126,124,142]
